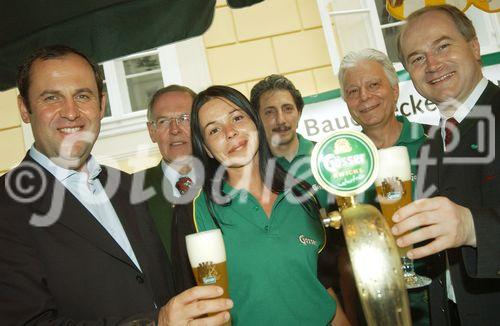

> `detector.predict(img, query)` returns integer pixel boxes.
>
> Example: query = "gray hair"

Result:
[338,48,398,99]
[147,84,196,121]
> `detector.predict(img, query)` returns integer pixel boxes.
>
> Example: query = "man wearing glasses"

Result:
[139,85,196,260]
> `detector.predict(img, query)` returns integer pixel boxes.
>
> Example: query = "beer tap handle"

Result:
[322,211,342,229]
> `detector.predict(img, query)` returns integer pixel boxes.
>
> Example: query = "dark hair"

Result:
[190,85,319,221]
[397,4,477,67]
[250,74,304,113]
[17,44,104,112]
[147,84,197,121]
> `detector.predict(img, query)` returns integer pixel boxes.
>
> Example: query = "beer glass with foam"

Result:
[185,229,231,324]
[376,146,431,289]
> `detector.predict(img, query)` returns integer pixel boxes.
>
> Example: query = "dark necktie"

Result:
[175,176,192,195]
[444,118,459,147]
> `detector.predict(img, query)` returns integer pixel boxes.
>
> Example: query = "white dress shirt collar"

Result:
[440,77,488,150]
[29,146,101,183]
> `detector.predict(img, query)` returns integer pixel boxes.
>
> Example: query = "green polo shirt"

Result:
[275,134,330,209]
[361,115,429,326]
[193,184,336,325]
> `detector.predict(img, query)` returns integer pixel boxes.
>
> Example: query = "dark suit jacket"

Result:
[0,155,175,325]
[138,162,196,294]
[420,81,500,325]
[140,163,174,258]
[171,204,197,294]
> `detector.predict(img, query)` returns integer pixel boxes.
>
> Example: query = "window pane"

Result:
[331,0,364,11]
[375,0,400,25]
[381,25,402,63]
[332,13,375,59]
[123,54,161,75]
[127,72,163,112]
[375,0,403,63]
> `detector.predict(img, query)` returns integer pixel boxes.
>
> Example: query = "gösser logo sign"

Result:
[311,130,379,198]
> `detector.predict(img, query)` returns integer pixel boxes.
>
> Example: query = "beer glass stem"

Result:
[401,256,431,289]
[401,256,415,276]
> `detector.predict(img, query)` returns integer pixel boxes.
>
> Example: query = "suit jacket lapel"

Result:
[100,167,146,273]
[145,163,174,256]
[457,82,498,139]
[146,163,173,207]
[438,82,499,186]
[26,155,137,270]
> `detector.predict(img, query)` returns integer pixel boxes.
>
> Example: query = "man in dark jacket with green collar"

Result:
[137,85,197,259]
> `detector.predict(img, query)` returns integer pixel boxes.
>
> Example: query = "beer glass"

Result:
[375,146,431,289]
[185,229,231,324]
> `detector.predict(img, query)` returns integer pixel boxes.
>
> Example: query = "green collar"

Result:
[294,133,315,159]
[395,115,425,146]
[221,180,290,201]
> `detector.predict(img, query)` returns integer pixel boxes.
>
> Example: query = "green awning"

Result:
[0,0,263,91]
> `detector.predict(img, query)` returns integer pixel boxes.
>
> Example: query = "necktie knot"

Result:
[445,118,459,147]
[175,176,192,195]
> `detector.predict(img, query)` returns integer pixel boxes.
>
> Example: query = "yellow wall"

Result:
[0,89,25,175]
[205,0,340,98]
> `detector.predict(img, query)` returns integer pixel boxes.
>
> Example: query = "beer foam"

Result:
[375,146,411,185]
[186,229,227,267]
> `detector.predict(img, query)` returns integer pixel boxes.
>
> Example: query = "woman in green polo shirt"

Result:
[188,85,346,325]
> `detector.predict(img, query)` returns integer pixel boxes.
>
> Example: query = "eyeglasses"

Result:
[151,114,190,131]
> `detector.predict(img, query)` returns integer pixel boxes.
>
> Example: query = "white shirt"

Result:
[161,159,195,198]
[29,147,142,271]
[439,77,488,151]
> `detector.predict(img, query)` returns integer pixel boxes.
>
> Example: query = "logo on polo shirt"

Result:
[298,235,317,246]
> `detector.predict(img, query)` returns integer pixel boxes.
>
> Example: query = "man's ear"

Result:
[147,122,158,143]
[392,82,400,101]
[203,144,214,158]
[297,108,302,126]
[18,95,31,123]
[469,36,481,61]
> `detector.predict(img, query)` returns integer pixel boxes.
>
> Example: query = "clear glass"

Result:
[126,72,163,112]
[376,146,431,289]
[123,54,161,75]
[186,230,231,326]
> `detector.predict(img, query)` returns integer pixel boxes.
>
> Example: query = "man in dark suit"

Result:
[0,45,232,325]
[395,5,500,325]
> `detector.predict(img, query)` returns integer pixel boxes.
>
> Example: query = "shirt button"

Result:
[254,206,259,211]
[264,226,269,232]
[136,275,144,283]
